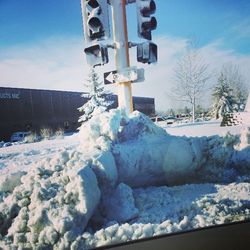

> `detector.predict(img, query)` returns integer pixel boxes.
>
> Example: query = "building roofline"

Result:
[0,86,154,100]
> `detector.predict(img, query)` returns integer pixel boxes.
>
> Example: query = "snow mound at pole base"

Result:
[78,109,249,187]
[78,109,208,187]
[112,111,206,187]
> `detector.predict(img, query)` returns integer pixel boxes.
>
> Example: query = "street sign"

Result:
[104,67,144,85]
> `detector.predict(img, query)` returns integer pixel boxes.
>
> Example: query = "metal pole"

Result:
[110,0,133,114]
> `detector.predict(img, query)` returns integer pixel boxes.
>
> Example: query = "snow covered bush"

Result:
[55,128,64,139]
[40,128,53,140]
[24,132,40,143]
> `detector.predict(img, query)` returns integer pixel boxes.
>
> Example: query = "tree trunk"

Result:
[192,99,195,123]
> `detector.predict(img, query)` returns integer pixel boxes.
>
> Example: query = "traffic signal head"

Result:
[137,42,157,64]
[81,0,110,43]
[84,44,109,67]
[136,0,157,40]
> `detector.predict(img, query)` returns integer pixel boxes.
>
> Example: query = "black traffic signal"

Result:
[136,0,157,40]
[81,0,110,42]
[84,44,109,67]
[137,42,157,64]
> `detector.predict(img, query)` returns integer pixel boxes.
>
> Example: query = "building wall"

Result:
[0,87,155,141]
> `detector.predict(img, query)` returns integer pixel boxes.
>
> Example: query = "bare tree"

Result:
[171,41,210,122]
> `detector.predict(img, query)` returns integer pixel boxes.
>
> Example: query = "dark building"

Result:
[0,87,155,141]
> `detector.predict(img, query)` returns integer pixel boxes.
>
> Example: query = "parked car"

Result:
[3,142,12,147]
[151,116,177,125]
[150,116,166,122]
[164,116,177,125]
[10,132,31,142]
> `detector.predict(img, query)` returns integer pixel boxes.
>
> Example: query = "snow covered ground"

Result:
[0,111,250,249]
[161,120,243,137]
[0,134,79,176]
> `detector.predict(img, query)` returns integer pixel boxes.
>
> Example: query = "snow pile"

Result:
[79,110,207,187]
[78,109,122,153]
[0,109,250,249]
[0,150,100,249]
[60,182,250,249]
[79,110,249,187]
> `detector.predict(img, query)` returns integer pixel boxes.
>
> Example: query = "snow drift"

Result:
[0,109,250,249]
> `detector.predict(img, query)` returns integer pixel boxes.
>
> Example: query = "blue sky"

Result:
[0,0,250,53]
[0,0,82,47]
[0,0,250,110]
[1,0,250,53]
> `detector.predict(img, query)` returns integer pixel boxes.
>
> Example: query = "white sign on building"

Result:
[0,92,20,99]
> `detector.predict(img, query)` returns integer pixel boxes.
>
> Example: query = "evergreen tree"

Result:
[196,104,206,119]
[78,68,113,123]
[221,64,248,111]
[211,73,234,119]
[168,108,175,117]
[184,106,191,116]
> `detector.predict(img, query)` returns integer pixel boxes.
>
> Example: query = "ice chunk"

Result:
[91,150,118,190]
[105,183,138,223]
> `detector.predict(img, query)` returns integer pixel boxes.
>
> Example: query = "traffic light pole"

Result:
[110,0,133,114]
